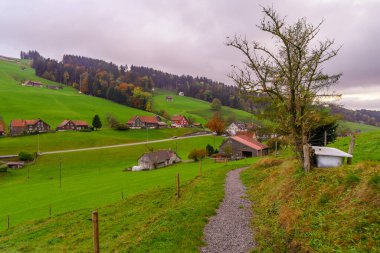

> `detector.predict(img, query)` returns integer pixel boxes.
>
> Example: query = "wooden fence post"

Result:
[199,160,202,176]
[177,173,180,200]
[92,211,99,253]
[7,215,10,229]
[303,144,311,173]
[347,135,355,165]
[49,205,52,218]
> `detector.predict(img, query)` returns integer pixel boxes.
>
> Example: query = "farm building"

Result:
[312,146,352,168]
[166,96,173,102]
[171,115,189,128]
[6,161,25,169]
[138,150,181,170]
[22,80,43,87]
[10,119,50,136]
[219,135,269,158]
[127,115,162,129]
[0,119,5,136]
[57,120,89,131]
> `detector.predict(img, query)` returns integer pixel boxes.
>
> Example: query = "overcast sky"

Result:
[1,0,379,110]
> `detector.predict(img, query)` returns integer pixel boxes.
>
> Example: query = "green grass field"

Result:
[0,159,258,252]
[0,135,238,229]
[339,121,380,133]
[152,89,257,124]
[330,130,380,162]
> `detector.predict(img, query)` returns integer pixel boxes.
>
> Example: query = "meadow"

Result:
[152,89,257,124]
[0,135,236,229]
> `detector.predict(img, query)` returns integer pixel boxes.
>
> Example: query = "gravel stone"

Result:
[201,167,255,253]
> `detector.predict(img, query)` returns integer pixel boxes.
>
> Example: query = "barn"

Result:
[138,150,181,170]
[219,135,269,158]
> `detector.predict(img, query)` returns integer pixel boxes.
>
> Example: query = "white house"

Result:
[312,146,352,168]
[226,122,248,136]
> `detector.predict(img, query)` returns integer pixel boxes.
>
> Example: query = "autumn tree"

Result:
[227,7,341,170]
[188,148,208,161]
[206,113,225,135]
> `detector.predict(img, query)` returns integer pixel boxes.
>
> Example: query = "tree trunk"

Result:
[303,144,311,172]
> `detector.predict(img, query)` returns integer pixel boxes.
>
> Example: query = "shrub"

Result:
[205,144,218,156]
[18,152,35,161]
[79,128,92,132]
[188,148,208,161]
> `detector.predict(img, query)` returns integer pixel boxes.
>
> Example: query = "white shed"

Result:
[312,146,352,168]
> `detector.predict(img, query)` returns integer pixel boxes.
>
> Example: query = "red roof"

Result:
[128,116,158,124]
[57,120,70,128]
[0,120,5,132]
[11,119,44,127]
[231,135,268,150]
[171,115,187,122]
[72,120,89,126]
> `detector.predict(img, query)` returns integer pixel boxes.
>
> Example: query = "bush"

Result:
[206,144,218,156]
[79,128,92,132]
[19,152,35,161]
[188,148,208,161]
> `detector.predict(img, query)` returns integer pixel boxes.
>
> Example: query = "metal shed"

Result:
[312,146,352,168]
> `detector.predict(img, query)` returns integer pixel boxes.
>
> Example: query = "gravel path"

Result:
[201,167,255,253]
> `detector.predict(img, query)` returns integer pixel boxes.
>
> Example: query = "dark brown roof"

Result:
[139,150,179,164]
[128,116,158,124]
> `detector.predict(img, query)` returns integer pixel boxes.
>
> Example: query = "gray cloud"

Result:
[0,0,379,109]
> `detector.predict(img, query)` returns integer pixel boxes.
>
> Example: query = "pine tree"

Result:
[92,115,102,130]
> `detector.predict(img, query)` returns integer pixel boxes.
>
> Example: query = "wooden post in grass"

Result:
[121,192,124,200]
[177,173,180,200]
[92,211,99,253]
[49,205,52,218]
[303,144,311,173]
[347,135,355,165]
[199,160,202,176]
[59,158,62,189]
[7,215,10,229]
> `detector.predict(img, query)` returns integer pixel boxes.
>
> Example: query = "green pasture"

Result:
[0,135,240,229]
[339,120,380,133]
[152,89,257,124]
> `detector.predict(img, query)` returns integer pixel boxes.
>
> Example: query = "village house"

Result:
[166,96,173,102]
[22,80,43,87]
[127,115,161,129]
[6,161,25,169]
[137,150,181,170]
[312,146,352,168]
[10,119,50,136]
[0,119,5,136]
[56,120,89,131]
[219,134,269,158]
[226,122,249,136]
[171,115,189,128]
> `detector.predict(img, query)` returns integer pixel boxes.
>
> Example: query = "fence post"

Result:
[121,192,124,200]
[303,144,311,173]
[177,173,180,200]
[347,135,355,165]
[92,211,99,253]
[49,205,52,218]
[199,160,202,176]
[7,215,10,229]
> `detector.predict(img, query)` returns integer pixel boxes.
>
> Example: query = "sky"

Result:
[0,0,379,110]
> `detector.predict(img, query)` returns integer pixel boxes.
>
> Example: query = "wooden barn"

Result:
[10,119,50,136]
[219,135,269,158]
[171,115,189,128]
[127,116,161,129]
[57,120,89,131]
[138,150,181,170]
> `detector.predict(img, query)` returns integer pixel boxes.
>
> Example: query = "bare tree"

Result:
[227,7,341,169]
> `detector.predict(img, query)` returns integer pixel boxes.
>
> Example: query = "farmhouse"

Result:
[10,119,50,136]
[22,80,43,87]
[127,115,161,129]
[0,119,5,136]
[312,146,352,168]
[171,115,189,128]
[226,122,249,136]
[6,161,25,169]
[57,120,89,131]
[138,150,181,170]
[219,134,269,158]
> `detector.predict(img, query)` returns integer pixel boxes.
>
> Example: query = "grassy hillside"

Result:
[242,158,380,252]
[339,120,380,133]
[0,58,154,128]
[330,130,380,162]
[0,135,238,229]
[0,160,255,252]
[152,89,257,124]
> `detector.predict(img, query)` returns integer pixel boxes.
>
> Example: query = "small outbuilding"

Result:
[312,146,352,168]
[6,161,25,169]
[138,150,181,170]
